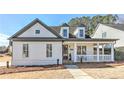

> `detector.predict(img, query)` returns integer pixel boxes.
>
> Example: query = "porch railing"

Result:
[77,55,112,62]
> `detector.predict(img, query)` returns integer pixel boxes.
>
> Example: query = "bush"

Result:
[115,47,124,61]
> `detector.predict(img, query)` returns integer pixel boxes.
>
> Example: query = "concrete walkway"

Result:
[64,65,93,79]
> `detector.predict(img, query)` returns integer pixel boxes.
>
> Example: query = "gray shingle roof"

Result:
[103,24,124,31]
[9,18,62,40]
[50,26,90,38]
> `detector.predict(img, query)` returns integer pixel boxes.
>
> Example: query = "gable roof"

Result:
[61,23,69,27]
[92,23,124,37]
[9,18,62,40]
[103,24,124,31]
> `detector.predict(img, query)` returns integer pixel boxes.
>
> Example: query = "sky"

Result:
[0,14,124,36]
[0,14,124,46]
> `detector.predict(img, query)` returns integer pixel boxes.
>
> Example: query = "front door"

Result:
[63,45,68,60]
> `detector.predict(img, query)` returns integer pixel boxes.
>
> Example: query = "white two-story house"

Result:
[9,18,117,66]
[92,23,124,47]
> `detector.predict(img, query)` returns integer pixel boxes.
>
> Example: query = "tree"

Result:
[68,14,119,35]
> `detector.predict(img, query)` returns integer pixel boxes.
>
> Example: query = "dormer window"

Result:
[35,30,40,34]
[79,29,83,37]
[63,29,68,38]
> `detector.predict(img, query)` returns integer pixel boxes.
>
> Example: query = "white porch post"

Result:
[111,43,114,61]
[97,43,100,62]
[102,44,104,55]
[74,43,77,62]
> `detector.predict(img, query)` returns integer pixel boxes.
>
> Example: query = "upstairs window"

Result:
[102,32,107,38]
[23,44,29,57]
[63,29,67,38]
[79,29,84,37]
[35,30,40,34]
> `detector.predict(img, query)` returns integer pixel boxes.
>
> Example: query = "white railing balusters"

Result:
[76,55,112,62]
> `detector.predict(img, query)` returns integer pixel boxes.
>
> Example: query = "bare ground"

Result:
[0,65,73,79]
[77,62,124,79]
[0,69,73,79]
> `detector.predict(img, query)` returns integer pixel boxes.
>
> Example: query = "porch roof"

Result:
[63,38,118,42]
[12,37,118,42]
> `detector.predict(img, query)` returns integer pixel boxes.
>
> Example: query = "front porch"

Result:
[63,40,115,63]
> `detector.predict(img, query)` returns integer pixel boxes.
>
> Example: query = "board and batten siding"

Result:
[12,41,62,66]
[93,24,123,47]
[19,23,57,37]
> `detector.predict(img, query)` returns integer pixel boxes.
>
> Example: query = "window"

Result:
[77,46,86,55]
[63,29,67,37]
[23,44,29,57]
[102,32,107,38]
[46,44,52,57]
[77,46,81,55]
[79,29,84,37]
[35,30,40,34]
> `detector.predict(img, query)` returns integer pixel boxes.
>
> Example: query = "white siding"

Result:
[12,41,62,66]
[93,24,124,47]
[19,23,57,38]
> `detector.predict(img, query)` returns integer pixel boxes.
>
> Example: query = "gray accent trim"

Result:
[9,18,62,40]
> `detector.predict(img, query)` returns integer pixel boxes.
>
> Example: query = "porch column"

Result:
[111,43,114,61]
[74,43,77,62]
[97,43,100,62]
[102,44,104,55]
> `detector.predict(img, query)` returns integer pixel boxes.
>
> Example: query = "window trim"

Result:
[46,44,52,57]
[77,45,86,55]
[35,30,40,34]
[79,29,84,37]
[23,44,29,58]
[63,29,68,38]
[78,28,85,38]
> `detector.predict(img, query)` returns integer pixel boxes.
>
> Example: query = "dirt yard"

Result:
[77,62,124,79]
[0,55,11,62]
[0,66,73,79]
[0,69,73,79]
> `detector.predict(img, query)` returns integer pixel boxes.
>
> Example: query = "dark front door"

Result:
[63,45,68,60]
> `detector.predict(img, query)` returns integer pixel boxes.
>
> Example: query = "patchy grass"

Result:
[77,62,124,79]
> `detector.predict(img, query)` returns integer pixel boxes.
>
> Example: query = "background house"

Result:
[92,23,124,47]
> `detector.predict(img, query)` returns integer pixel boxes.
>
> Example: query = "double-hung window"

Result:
[79,29,84,37]
[63,29,67,38]
[23,44,29,57]
[46,44,52,57]
[77,46,86,55]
